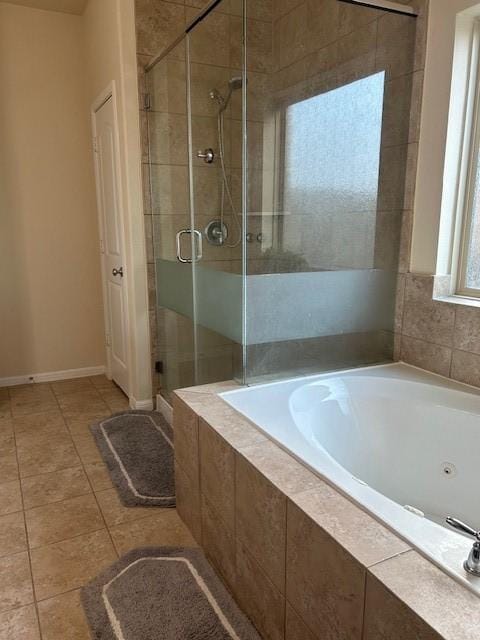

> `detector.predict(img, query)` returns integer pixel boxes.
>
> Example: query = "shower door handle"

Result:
[193,229,203,261]
[176,229,191,263]
[176,229,203,263]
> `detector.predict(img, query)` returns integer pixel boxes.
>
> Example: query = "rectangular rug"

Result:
[82,546,262,639]
[91,411,175,507]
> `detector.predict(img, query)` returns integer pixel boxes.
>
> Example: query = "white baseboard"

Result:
[0,365,106,388]
[156,393,173,425]
[130,397,154,411]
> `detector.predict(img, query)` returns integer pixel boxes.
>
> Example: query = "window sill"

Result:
[433,293,480,308]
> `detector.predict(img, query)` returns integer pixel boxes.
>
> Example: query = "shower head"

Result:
[228,76,243,91]
[224,76,243,105]
[210,76,244,113]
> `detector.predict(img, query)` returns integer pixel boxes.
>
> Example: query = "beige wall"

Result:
[0,0,152,406]
[0,1,105,379]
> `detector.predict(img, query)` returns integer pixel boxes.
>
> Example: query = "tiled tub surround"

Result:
[173,382,480,640]
[221,362,480,595]
[396,273,480,388]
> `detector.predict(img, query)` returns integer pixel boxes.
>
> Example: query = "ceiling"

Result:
[2,0,88,14]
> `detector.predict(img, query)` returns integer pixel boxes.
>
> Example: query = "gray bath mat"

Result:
[91,411,175,507]
[82,547,261,640]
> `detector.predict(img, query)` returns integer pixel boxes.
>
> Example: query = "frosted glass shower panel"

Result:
[282,72,385,271]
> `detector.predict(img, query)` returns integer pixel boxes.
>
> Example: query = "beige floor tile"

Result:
[56,390,103,413]
[50,378,94,396]
[83,462,113,491]
[9,387,58,418]
[21,467,91,510]
[70,432,102,465]
[8,384,53,401]
[25,494,104,549]
[109,509,196,555]
[0,454,19,483]
[0,604,40,640]
[97,387,130,413]
[95,488,155,527]
[106,399,130,413]
[11,400,59,418]
[89,375,116,390]
[98,387,128,403]
[60,400,110,423]
[17,435,80,478]
[0,512,27,556]
[0,400,11,421]
[0,552,34,613]
[0,481,22,516]
[66,412,109,438]
[31,529,117,600]
[13,411,67,438]
[37,589,90,640]
[0,416,12,432]
[0,420,14,458]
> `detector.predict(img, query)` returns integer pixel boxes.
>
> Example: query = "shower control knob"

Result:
[197,148,215,164]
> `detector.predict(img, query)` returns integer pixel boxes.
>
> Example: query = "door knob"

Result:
[112,267,123,277]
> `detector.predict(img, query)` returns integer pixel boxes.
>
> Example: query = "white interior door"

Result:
[93,95,129,394]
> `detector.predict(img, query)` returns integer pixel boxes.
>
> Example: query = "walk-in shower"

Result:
[144,0,419,401]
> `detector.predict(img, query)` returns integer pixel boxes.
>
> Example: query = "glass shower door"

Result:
[146,40,197,399]
[186,3,245,386]
[146,2,245,398]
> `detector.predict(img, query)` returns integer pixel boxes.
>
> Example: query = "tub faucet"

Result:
[446,516,480,576]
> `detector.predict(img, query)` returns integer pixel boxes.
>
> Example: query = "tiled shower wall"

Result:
[267,0,416,273]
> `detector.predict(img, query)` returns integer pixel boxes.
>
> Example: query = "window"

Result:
[280,72,385,270]
[450,17,480,297]
[458,37,480,295]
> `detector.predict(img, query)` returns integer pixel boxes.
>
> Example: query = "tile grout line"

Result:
[360,568,368,640]
[27,525,109,554]
[55,393,121,563]
[367,546,412,570]
[11,386,47,640]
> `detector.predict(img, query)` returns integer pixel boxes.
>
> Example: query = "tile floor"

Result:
[0,375,195,639]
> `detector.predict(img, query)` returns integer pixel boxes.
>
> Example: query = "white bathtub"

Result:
[221,363,480,596]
